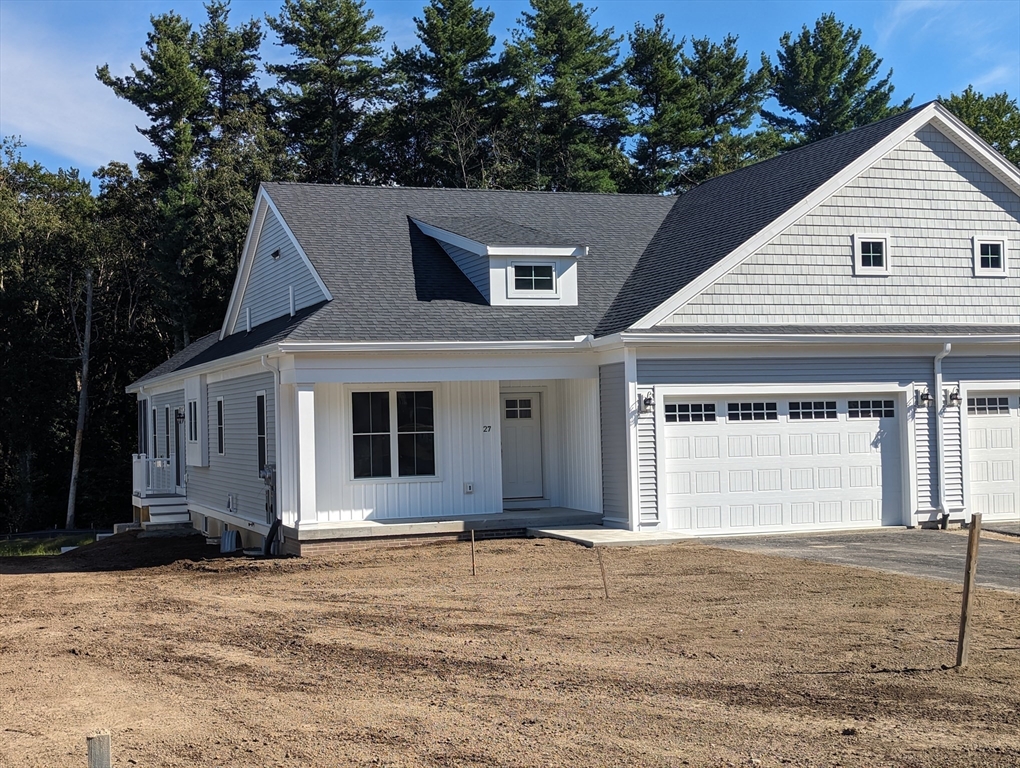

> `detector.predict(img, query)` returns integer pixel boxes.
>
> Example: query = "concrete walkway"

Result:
[526,524,691,547]
[984,520,1020,537]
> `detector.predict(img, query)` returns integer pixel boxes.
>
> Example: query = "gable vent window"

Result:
[665,403,716,423]
[968,396,1009,415]
[973,238,1007,277]
[789,401,837,420]
[271,248,281,260]
[728,402,777,421]
[848,400,895,418]
[853,234,890,276]
[514,264,554,291]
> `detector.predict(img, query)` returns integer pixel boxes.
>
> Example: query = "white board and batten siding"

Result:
[599,364,628,526]
[944,356,1020,522]
[232,208,328,333]
[187,372,275,523]
[500,378,603,514]
[663,125,1020,327]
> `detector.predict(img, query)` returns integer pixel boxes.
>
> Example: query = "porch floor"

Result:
[290,507,601,541]
[528,524,693,548]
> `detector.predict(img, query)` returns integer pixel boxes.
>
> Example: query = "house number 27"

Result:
[482,425,492,432]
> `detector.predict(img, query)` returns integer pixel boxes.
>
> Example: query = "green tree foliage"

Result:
[266,0,386,183]
[939,86,1020,167]
[626,15,698,193]
[763,13,912,144]
[501,0,633,192]
[370,0,499,187]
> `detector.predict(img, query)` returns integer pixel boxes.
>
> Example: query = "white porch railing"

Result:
[132,454,177,497]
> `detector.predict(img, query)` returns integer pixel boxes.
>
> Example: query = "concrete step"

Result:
[144,512,191,525]
[141,520,195,532]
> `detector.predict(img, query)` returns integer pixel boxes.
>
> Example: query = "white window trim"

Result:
[973,236,1008,278]
[347,385,441,484]
[507,261,559,299]
[216,397,225,456]
[852,233,890,277]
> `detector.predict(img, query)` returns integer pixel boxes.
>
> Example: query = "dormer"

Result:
[412,216,587,306]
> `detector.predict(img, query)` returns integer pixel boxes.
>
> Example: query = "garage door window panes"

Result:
[848,399,894,418]
[665,403,716,423]
[728,402,777,421]
[968,396,1009,415]
[789,401,837,420]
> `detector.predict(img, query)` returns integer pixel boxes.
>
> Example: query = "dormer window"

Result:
[514,264,555,291]
[973,237,1007,277]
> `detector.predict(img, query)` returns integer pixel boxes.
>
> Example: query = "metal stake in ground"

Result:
[956,512,983,669]
[87,732,112,768]
[470,528,476,577]
[596,547,609,600]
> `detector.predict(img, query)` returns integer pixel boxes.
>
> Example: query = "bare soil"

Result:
[1,531,1018,767]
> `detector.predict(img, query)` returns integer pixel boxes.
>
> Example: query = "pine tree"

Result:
[763,13,912,144]
[266,0,386,183]
[939,86,1020,167]
[502,0,633,192]
[679,35,777,187]
[625,15,698,193]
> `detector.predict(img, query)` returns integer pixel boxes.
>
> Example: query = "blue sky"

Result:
[1,0,1018,179]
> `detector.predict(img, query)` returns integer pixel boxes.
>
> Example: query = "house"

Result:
[128,101,1020,555]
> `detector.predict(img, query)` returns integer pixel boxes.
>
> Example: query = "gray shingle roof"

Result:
[414,216,581,247]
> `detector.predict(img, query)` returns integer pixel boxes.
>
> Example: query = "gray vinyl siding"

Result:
[637,357,932,386]
[599,363,627,523]
[187,372,275,523]
[942,356,1020,382]
[235,209,327,332]
[637,407,657,524]
[150,390,184,458]
[664,125,1020,326]
[438,242,489,299]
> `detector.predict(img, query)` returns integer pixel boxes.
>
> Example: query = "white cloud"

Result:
[971,64,1016,92]
[0,11,153,170]
[877,0,958,46]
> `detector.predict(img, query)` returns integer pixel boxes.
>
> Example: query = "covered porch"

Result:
[131,453,189,525]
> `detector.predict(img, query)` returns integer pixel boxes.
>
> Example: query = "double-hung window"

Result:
[216,398,225,455]
[352,390,435,479]
[187,400,199,442]
[256,392,267,473]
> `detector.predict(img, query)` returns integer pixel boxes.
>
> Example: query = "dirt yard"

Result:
[1,532,1018,767]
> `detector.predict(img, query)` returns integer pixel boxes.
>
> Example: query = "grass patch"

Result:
[0,534,96,556]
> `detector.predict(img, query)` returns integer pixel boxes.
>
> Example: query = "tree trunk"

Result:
[66,269,93,530]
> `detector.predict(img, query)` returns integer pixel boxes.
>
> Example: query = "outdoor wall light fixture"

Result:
[916,389,933,407]
[640,392,654,414]
[945,387,962,408]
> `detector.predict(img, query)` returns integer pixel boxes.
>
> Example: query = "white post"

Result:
[296,384,317,526]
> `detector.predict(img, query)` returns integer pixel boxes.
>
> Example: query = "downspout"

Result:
[261,355,283,546]
[933,343,952,522]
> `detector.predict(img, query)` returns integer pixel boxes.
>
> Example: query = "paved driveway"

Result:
[708,528,1020,593]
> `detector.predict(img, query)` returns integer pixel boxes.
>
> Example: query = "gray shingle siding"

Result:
[663,126,1020,326]
[235,209,327,333]
[187,372,275,523]
[599,363,628,524]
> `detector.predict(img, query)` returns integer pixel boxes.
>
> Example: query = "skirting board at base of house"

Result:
[282,528,527,557]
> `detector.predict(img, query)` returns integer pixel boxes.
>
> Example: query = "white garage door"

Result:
[967,393,1020,522]
[662,396,902,534]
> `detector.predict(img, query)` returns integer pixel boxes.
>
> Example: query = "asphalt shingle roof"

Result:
[413,216,581,247]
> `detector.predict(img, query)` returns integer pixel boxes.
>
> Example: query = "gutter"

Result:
[933,343,952,519]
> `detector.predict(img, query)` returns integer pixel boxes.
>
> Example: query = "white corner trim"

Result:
[631,102,1020,330]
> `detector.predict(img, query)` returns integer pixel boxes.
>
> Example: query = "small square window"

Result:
[853,234,890,276]
[505,398,533,419]
[727,402,777,421]
[514,264,555,291]
[967,396,1009,415]
[664,403,716,423]
[848,399,895,419]
[789,401,837,420]
[973,237,1008,277]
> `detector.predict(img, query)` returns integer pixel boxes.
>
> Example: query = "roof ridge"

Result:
[262,181,671,200]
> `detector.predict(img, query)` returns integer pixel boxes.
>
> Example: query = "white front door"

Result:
[966,392,1019,522]
[501,393,543,499]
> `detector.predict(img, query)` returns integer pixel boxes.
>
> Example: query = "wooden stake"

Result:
[87,732,112,768]
[596,547,609,600]
[470,528,476,577]
[956,512,982,669]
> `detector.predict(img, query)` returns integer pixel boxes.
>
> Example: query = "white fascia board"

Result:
[630,104,945,330]
[261,191,333,303]
[620,331,1020,346]
[411,219,587,258]
[220,192,268,340]
[276,339,591,353]
[125,345,284,394]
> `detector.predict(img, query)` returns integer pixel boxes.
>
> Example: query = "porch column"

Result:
[296,384,317,525]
